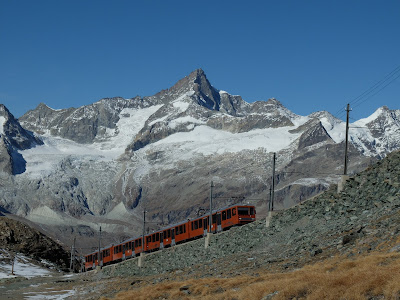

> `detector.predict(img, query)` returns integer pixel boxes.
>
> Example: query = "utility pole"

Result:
[270,152,276,212]
[209,181,214,233]
[142,210,146,252]
[344,103,351,175]
[205,181,214,248]
[98,226,101,267]
[72,236,76,271]
[70,236,76,271]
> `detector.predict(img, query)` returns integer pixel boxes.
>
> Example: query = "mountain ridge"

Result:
[0,69,399,251]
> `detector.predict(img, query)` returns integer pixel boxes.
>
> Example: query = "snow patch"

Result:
[0,116,5,134]
[168,116,205,129]
[24,289,75,300]
[292,178,330,187]
[147,125,302,160]
[354,107,386,127]
[19,105,162,178]
[0,253,53,279]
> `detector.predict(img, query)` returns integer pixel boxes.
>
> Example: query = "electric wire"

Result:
[333,65,400,119]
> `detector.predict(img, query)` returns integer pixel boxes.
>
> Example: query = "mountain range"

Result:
[0,69,399,250]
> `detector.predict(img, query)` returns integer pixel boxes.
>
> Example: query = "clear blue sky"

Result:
[1,0,399,120]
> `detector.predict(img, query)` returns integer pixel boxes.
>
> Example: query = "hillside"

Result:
[0,217,70,270]
[94,149,400,299]
[2,150,400,299]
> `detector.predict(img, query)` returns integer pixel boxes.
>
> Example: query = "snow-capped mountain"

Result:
[0,105,43,175]
[1,69,399,249]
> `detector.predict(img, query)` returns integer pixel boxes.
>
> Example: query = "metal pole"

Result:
[72,236,76,272]
[344,103,351,175]
[98,226,101,266]
[70,236,76,271]
[70,241,74,271]
[209,181,214,233]
[270,153,276,212]
[268,186,272,212]
[142,210,146,252]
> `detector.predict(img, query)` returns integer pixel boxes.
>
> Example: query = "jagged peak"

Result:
[0,104,12,118]
[355,106,396,127]
[188,68,206,79]
[35,102,56,111]
[266,98,282,105]
[0,104,19,123]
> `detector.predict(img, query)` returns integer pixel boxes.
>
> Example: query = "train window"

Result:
[203,218,208,229]
[194,221,198,230]
[119,245,122,253]
[181,225,185,233]
[238,207,249,215]
[156,233,159,242]
[123,245,125,252]
[232,208,236,216]
[151,234,155,242]
[212,215,216,223]
[191,222,194,231]
[222,211,226,221]
[198,219,202,228]
[147,236,151,243]
[134,240,138,248]
[250,207,255,215]
[227,209,231,219]
[183,224,186,233]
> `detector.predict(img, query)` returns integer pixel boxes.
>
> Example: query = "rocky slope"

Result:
[0,105,43,175]
[99,149,400,281]
[0,216,70,269]
[0,69,399,253]
[31,149,397,300]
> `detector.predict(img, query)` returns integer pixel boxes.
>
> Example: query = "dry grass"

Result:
[101,251,400,300]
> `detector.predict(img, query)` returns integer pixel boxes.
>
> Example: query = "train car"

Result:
[112,243,124,262]
[101,246,112,266]
[189,216,208,239]
[234,205,256,225]
[133,237,143,255]
[85,250,103,271]
[122,238,135,260]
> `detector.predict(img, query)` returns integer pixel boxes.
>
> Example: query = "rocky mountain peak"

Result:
[266,97,282,106]
[0,104,13,122]
[0,104,43,174]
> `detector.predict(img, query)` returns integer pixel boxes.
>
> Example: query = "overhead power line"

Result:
[334,65,400,119]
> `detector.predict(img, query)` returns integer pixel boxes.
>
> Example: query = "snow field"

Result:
[0,116,5,134]
[0,253,53,279]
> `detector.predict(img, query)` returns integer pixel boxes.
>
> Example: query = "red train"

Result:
[84,204,256,271]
